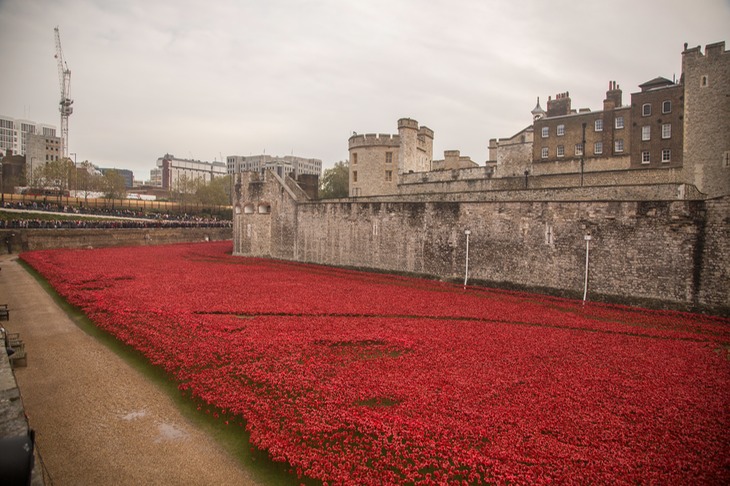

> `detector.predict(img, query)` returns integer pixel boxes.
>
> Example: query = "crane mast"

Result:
[54,26,73,159]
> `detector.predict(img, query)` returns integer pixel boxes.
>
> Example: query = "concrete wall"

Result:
[233,172,729,315]
[0,227,231,254]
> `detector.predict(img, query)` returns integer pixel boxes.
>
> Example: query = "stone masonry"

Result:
[233,171,729,315]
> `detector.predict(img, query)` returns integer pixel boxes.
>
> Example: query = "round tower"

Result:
[348,132,400,197]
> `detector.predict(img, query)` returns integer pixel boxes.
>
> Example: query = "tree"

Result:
[319,160,349,199]
[38,158,75,199]
[101,169,127,200]
[196,175,231,206]
[76,160,102,203]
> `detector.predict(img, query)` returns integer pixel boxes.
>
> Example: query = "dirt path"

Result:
[0,254,261,485]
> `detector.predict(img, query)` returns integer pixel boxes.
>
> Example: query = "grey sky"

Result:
[1,0,728,181]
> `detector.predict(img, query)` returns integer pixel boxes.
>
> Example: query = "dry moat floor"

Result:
[0,254,260,485]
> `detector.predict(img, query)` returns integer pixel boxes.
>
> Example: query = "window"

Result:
[615,116,624,129]
[541,147,549,159]
[615,139,624,153]
[385,152,392,164]
[257,204,271,214]
[662,100,671,114]
[662,123,671,139]
[594,119,603,132]
[385,170,392,182]
[701,75,708,87]
[642,126,651,141]
[662,149,671,163]
[642,103,651,116]
[642,151,650,164]
[557,145,564,157]
[557,124,565,136]
[575,144,584,156]
[352,153,357,164]
[594,142,603,155]
[352,171,358,182]
[541,126,549,138]
[545,223,554,245]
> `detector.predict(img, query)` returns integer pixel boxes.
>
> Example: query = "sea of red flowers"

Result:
[21,241,730,485]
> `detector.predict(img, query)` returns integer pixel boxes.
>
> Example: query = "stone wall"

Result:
[0,349,43,485]
[0,227,231,254]
[345,183,701,205]
[233,172,729,315]
[393,168,692,201]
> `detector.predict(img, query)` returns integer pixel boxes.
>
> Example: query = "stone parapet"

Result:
[348,133,401,149]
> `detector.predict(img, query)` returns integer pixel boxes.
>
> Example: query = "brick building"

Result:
[629,77,684,168]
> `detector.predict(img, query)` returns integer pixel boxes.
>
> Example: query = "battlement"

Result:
[418,126,434,139]
[348,133,401,149]
[398,118,419,130]
[683,41,728,59]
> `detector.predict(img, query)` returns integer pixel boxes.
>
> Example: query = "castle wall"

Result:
[490,128,533,178]
[1,227,231,253]
[233,171,298,258]
[397,165,686,197]
[232,172,728,314]
[350,183,699,203]
[289,197,727,314]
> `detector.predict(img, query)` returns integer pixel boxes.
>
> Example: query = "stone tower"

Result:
[397,118,433,174]
[682,41,730,197]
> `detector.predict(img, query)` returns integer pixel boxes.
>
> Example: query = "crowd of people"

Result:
[0,201,232,229]
[0,219,232,229]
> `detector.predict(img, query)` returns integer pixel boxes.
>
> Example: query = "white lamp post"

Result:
[583,233,592,304]
[464,229,472,289]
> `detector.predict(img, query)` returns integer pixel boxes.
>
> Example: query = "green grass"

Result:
[18,259,319,486]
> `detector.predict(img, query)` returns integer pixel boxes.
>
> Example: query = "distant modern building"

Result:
[0,115,57,158]
[226,154,322,179]
[149,167,162,187]
[153,153,227,192]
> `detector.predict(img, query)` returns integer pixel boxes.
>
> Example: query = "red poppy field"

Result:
[21,241,730,485]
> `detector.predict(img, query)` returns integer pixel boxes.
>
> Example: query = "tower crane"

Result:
[54,26,73,159]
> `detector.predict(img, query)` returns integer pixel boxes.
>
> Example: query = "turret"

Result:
[531,97,546,120]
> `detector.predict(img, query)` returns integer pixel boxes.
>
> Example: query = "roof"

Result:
[638,77,675,91]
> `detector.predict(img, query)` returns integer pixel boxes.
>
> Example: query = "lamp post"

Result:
[29,157,36,190]
[70,152,77,195]
[464,229,472,289]
[583,233,592,304]
[580,122,586,187]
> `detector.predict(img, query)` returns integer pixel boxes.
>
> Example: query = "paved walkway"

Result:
[0,255,260,485]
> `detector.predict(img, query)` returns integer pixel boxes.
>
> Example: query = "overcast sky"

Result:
[1,0,728,181]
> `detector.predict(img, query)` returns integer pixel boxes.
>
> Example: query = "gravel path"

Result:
[0,255,261,485]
